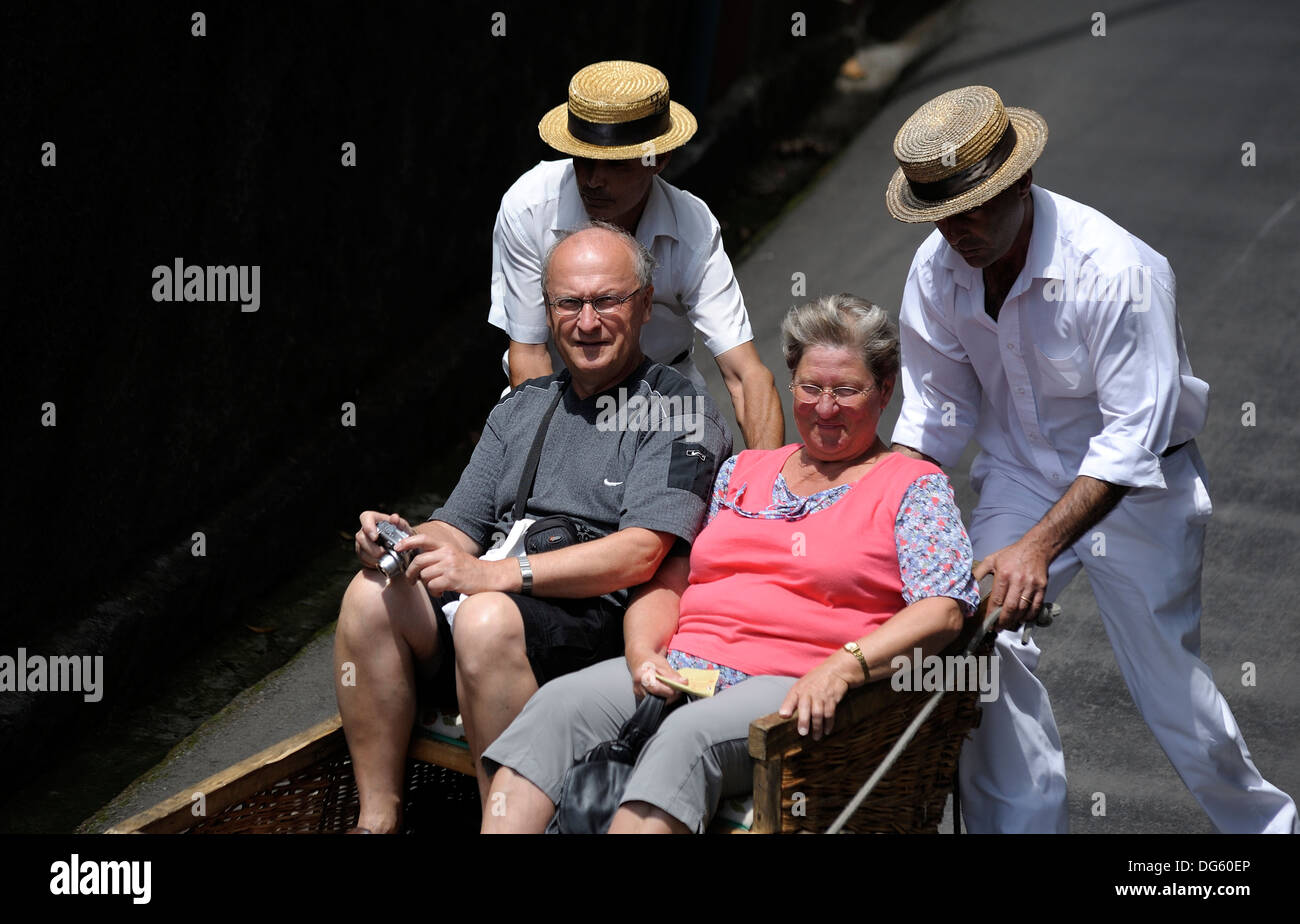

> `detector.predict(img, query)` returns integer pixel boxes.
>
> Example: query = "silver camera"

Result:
[374,521,414,580]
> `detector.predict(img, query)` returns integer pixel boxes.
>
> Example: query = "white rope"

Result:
[825,606,1003,835]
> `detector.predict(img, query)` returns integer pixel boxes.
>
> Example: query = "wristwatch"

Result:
[518,556,534,595]
[842,641,870,680]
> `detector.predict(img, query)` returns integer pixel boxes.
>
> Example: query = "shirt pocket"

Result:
[1033,342,1094,396]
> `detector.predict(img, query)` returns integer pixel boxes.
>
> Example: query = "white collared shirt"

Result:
[488,159,753,365]
[892,186,1208,491]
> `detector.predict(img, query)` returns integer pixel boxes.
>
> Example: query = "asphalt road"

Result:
[700,0,1300,832]
[92,0,1298,836]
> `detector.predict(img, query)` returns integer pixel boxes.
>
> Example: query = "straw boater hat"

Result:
[886,85,1048,222]
[538,60,697,160]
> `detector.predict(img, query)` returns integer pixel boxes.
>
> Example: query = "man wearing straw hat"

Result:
[886,86,1297,833]
[489,59,784,450]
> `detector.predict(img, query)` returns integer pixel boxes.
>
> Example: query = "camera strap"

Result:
[512,379,567,523]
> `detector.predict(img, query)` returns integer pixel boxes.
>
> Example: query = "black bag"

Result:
[546,693,671,834]
[524,515,584,554]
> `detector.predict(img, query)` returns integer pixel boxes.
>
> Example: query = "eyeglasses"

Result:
[546,287,643,316]
[789,381,876,406]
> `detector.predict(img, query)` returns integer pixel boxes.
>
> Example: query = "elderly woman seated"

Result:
[480,294,980,833]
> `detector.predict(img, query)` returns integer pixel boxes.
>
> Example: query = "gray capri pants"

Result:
[482,656,797,832]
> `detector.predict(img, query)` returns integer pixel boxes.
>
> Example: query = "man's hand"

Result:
[399,533,513,597]
[778,656,858,740]
[975,539,1052,629]
[976,474,1128,629]
[355,511,413,569]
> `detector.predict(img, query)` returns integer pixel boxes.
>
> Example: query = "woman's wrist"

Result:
[834,645,871,686]
[626,645,666,670]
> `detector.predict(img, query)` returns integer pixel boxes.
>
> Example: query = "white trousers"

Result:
[959,443,1298,833]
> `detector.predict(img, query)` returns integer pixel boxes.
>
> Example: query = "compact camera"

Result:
[374,521,415,580]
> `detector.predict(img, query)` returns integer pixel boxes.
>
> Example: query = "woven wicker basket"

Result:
[112,619,992,835]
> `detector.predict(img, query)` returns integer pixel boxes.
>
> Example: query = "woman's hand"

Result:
[778,657,859,740]
[629,655,685,705]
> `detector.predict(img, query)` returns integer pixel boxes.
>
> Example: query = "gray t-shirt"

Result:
[430,358,731,602]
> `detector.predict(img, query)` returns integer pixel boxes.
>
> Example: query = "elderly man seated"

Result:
[335,222,730,833]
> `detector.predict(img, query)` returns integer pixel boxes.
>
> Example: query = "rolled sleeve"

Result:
[488,197,550,344]
[680,224,753,358]
[1077,433,1164,488]
[1073,272,1181,489]
[891,261,981,466]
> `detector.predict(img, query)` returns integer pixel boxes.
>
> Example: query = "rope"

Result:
[825,607,999,834]
[825,600,1061,835]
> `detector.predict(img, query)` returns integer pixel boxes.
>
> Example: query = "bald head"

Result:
[542,222,656,398]
[542,222,655,297]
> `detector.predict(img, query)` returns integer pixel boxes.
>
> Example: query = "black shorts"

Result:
[419,591,625,708]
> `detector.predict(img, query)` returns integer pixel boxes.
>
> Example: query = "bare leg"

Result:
[333,569,442,833]
[481,766,556,833]
[607,801,691,834]
[453,591,539,803]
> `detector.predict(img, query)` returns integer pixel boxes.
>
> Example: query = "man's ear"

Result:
[647,149,672,177]
[1017,168,1033,197]
[639,285,655,323]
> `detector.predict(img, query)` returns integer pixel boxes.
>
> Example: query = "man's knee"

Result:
[453,592,527,679]
[337,569,394,648]
[337,569,437,659]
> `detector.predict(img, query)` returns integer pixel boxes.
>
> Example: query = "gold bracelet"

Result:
[842,641,870,680]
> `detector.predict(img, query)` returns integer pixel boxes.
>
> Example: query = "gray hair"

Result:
[541,220,658,298]
[781,294,899,384]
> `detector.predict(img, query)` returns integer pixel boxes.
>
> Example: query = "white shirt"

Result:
[892,186,1208,492]
[488,160,753,367]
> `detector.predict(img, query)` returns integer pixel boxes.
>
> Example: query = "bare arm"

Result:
[526,527,677,599]
[890,442,942,467]
[507,340,554,387]
[977,474,1128,627]
[401,525,678,601]
[779,595,964,739]
[412,518,481,556]
[714,342,785,450]
[622,555,692,700]
[623,555,688,666]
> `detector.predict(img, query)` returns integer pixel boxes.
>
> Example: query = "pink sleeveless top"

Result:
[668,445,942,677]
